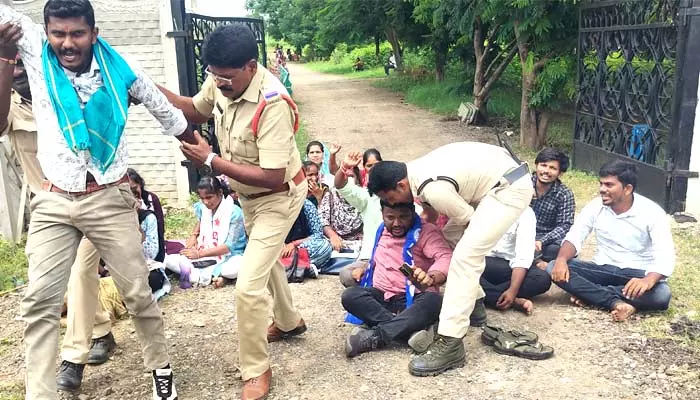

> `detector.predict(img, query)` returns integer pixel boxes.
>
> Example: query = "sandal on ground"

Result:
[492,333,554,360]
[481,325,538,346]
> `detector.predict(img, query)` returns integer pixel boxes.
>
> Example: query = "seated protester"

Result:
[304,161,329,208]
[544,160,674,322]
[384,53,397,75]
[137,208,171,300]
[283,199,333,271]
[341,201,452,357]
[480,207,551,315]
[127,168,166,262]
[335,151,383,287]
[164,176,247,287]
[357,148,382,188]
[320,183,364,252]
[352,57,365,71]
[306,140,340,188]
[530,148,575,266]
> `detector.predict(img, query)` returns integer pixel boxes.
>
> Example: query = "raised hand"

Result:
[330,143,342,155]
[342,151,362,170]
[0,23,21,58]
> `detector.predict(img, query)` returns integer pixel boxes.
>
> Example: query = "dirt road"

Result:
[0,64,698,400]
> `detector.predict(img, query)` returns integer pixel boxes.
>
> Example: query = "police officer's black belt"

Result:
[494,163,530,188]
[417,176,459,196]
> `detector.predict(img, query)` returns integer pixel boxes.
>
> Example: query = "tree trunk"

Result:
[472,18,488,124]
[519,70,550,149]
[434,42,447,82]
[386,27,403,71]
[374,35,380,57]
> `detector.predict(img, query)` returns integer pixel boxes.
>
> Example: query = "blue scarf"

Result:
[345,214,422,325]
[42,37,137,173]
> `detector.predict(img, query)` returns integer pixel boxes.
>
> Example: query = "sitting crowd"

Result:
[56,141,676,390]
[77,143,675,364]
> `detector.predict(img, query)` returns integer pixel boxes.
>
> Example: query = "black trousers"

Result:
[341,286,442,345]
[480,256,551,307]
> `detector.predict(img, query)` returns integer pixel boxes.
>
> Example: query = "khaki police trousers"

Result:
[437,174,534,339]
[9,130,43,194]
[21,184,169,400]
[61,238,113,364]
[237,182,307,381]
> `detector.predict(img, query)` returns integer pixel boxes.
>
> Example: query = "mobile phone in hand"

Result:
[399,263,414,278]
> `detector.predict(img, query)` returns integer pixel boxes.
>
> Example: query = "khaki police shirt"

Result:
[2,90,36,135]
[191,63,301,196]
[407,141,519,229]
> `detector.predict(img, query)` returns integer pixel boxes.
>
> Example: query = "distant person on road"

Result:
[541,160,674,322]
[353,57,365,71]
[384,53,396,75]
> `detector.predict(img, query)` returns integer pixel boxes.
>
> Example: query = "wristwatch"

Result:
[202,152,217,175]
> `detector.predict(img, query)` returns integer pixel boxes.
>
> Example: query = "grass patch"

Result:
[0,382,24,400]
[0,238,27,292]
[304,61,386,79]
[164,206,197,240]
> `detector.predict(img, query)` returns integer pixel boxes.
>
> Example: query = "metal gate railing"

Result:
[573,0,700,212]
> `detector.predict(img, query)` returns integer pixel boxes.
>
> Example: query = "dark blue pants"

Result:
[546,260,671,311]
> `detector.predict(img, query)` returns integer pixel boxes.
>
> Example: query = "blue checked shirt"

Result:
[530,175,575,246]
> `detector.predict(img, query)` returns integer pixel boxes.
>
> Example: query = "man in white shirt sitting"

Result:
[544,160,674,322]
[480,207,551,315]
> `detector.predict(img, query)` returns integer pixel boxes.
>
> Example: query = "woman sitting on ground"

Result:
[304,161,329,208]
[283,165,334,270]
[319,175,364,252]
[164,176,247,287]
[306,140,340,188]
[127,168,166,262]
[357,148,382,187]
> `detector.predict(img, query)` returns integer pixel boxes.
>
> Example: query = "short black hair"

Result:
[380,199,415,213]
[302,160,319,171]
[599,159,638,191]
[44,0,95,29]
[202,24,258,68]
[535,148,570,173]
[363,148,383,165]
[367,161,408,196]
[306,140,324,155]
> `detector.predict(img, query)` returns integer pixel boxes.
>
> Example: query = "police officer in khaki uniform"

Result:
[161,25,307,400]
[0,54,117,393]
[367,142,534,377]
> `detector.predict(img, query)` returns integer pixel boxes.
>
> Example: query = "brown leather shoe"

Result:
[241,368,271,400]
[267,318,307,342]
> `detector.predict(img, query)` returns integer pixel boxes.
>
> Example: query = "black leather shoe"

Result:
[87,332,117,365]
[57,360,85,392]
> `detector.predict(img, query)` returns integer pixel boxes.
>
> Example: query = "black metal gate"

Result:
[169,0,266,190]
[573,0,700,212]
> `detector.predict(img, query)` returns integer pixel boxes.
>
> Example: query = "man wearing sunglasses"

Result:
[159,25,306,400]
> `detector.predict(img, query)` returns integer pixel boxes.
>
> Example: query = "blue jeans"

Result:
[546,260,671,311]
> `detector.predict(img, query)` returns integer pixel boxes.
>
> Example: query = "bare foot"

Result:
[570,296,586,307]
[513,298,534,315]
[611,301,636,322]
[213,277,226,289]
[534,260,548,270]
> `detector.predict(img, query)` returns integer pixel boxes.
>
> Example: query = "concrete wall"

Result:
[14,0,190,207]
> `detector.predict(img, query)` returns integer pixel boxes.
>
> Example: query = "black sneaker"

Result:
[56,360,85,392]
[87,332,117,365]
[345,326,381,358]
[408,334,466,377]
[152,365,178,400]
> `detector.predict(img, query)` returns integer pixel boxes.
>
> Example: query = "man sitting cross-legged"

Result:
[542,160,674,322]
[341,200,452,357]
[480,207,551,315]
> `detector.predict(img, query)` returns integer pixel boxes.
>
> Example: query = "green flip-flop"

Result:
[481,325,538,346]
[492,332,554,360]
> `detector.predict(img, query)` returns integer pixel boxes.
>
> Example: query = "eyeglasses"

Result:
[205,66,233,85]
